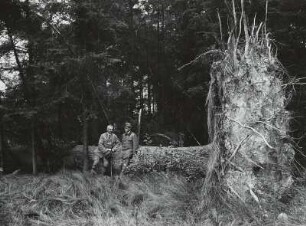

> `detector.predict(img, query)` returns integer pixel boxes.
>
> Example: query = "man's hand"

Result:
[105,148,112,155]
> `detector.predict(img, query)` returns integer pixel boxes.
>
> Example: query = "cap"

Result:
[125,122,132,128]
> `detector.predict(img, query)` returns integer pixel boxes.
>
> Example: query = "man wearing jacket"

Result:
[91,124,121,174]
[121,122,138,172]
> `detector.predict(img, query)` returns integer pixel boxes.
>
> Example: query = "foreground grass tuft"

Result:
[0,171,203,226]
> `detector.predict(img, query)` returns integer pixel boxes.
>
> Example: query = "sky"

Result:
[0,31,28,92]
[0,82,5,92]
[0,40,8,91]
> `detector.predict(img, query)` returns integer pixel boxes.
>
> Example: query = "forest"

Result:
[1,0,306,225]
[0,0,306,172]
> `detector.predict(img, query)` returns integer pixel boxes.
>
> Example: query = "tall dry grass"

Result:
[0,171,204,226]
[1,171,306,225]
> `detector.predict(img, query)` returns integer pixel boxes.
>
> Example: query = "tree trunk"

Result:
[139,76,143,108]
[0,116,3,172]
[57,103,63,139]
[148,79,152,114]
[0,94,3,172]
[31,119,37,175]
[137,109,142,144]
[82,107,89,172]
[156,1,161,113]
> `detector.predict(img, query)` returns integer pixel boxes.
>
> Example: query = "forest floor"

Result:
[1,171,306,226]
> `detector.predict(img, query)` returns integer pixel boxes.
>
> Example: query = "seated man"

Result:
[91,124,121,175]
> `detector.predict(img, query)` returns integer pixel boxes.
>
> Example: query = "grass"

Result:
[1,171,306,225]
[0,171,204,226]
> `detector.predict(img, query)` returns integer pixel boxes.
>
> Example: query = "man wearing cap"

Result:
[91,124,121,174]
[121,122,139,172]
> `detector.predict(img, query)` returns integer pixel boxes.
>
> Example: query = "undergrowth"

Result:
[1,171,306,225]
[0,171,204,226]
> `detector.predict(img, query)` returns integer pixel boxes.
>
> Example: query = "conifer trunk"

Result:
[57,103,63,139]
[82,107,89,172]
[31,119,37,175]
[0,116,3,172]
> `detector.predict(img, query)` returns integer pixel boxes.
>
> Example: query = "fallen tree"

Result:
[68,144,212,179]
[126,145,212,179]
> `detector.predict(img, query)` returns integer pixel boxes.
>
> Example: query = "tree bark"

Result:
[82,107,89,172]
[0,116,3,172]
[0,94,3,172]
[125,145,212,179]
[31,119,37,175]
[137,109,142,144]
[57,103,63,139]
[205,18,295,211]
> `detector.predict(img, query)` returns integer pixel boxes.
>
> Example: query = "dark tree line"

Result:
[0,0,306,173]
